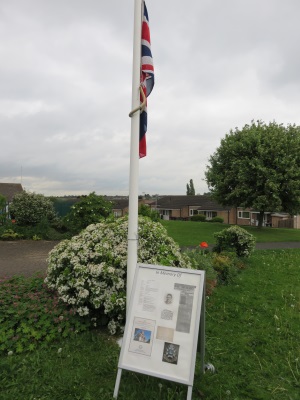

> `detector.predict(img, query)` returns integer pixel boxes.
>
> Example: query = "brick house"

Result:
[149,195,236,224]
[236,207,300,229]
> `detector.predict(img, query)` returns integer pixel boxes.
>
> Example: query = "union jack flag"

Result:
[139,1,154,158]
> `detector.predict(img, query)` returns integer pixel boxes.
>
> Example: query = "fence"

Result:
[278,218,294,229]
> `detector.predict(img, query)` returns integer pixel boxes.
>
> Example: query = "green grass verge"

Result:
[202,249,300,399]
[161,220,300,247]
[1,249,299,399]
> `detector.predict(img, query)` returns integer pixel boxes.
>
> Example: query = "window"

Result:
[190,209,199,216]
[238,211,250,219]
[161,210,170,216]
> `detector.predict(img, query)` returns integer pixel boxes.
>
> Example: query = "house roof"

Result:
[111,199,129,210]
[110,199,152,210]
[151,195,231,211]
[0,183,23,202]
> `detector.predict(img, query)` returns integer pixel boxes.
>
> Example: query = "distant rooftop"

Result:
[0,183,23,202]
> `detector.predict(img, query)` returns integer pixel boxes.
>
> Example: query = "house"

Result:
[237,207,300,229]
[109,197,156,218]
[0,183,23,203]
[149,195,236,224]
[0,182,23,207]
[110,198,130,217]
[0,183,24,219]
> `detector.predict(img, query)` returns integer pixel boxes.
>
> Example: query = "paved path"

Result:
[0,240,59,278]
[0,240,300,278]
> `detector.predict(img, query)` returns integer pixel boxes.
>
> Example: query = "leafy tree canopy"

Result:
[186,179,195,195]
[205,120,300,225]
[138,203,160,221]
[63,192,112,233]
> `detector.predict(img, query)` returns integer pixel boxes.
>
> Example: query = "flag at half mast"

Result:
[139,1,154,158]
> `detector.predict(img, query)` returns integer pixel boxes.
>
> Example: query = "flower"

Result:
[200,241,209,248]
[7,351,13,356]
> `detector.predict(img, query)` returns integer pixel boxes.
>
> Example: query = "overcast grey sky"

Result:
[1,0,300,196]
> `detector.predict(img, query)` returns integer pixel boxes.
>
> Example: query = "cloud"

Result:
[1,0,300,196]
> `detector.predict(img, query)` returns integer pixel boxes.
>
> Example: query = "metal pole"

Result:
[126,0,143,314]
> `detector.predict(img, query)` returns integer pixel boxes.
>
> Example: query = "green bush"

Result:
[138,203,160,221]
[185,249,216,279]
[0,194,7,224]
[211,252,240,284]
[9,191,58,226]
[0,229,23,240]
[63,192,112,234]
[213,225,256,257]
[190,214,206,222]
[46,216,192,335]
[209,216,224,223]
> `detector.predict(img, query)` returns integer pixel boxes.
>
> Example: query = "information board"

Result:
[114,263,205,398]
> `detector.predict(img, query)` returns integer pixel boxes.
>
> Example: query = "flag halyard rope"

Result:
[128,85,147,117]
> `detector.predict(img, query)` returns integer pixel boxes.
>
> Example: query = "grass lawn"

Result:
[1,249,299,399]
[161,220,300,247]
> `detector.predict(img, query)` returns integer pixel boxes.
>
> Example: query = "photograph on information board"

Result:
[162,342,180,365]
[129,317,156,357]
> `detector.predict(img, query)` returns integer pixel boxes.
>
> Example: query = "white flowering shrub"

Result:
[213,225,256,257]
[9,191,57,226]
[45,216,191,334]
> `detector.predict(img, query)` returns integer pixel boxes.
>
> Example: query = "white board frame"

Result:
[114,263,205,399]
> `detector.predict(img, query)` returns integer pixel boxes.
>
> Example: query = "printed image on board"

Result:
[137,279,159,313]
[162,342,180,365]
[164,293,173,305]
[174,283,196,333]
[160,309,173,320]
[129,317,155,357]
[133,329,151,343]
[156,326,174,342]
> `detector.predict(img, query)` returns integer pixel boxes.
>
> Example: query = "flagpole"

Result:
[126,0,143,314]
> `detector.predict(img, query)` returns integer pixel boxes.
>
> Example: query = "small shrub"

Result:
[138,203,160,221]
[32,235,42,241]
[0,229,23,240]
[211,252,239,284]
[213,225,256,257]
[46,216,192,335]
[209,216,224,223]
[190,214,206,222]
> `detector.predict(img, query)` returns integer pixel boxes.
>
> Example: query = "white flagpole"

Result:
[126,0,143,313]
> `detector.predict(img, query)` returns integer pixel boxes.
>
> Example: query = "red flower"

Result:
[200,241,208,248]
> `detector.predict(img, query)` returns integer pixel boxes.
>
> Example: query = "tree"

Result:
[138,203,160,221]
[205,120,300,227]
[9,191,58,226]
[63,192,112,233]
[186,179,195,195]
